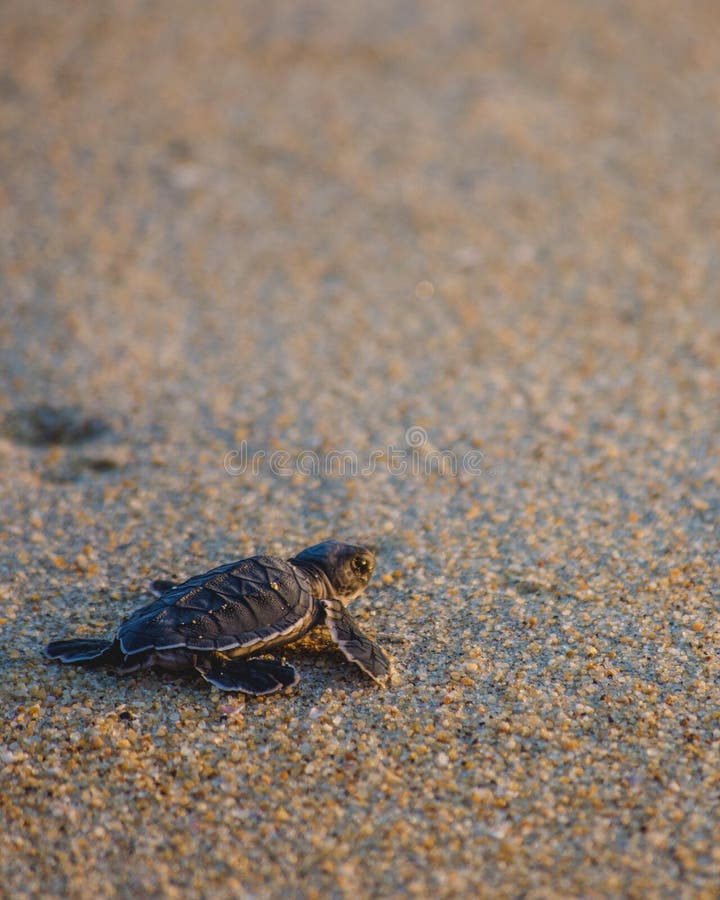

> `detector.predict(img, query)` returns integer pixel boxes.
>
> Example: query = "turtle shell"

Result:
[117,556,318,656]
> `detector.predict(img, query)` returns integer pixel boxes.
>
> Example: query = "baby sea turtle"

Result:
[46,540,391,695]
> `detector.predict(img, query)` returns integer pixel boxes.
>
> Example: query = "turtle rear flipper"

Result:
[148,578,177,598]
[323,598,391,683]
[194,655,299,695]
[46,638,118,666]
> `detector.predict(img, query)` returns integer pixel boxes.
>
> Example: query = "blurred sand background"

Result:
[1,1,719,897]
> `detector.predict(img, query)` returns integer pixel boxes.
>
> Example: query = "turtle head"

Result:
[291,540,376,601]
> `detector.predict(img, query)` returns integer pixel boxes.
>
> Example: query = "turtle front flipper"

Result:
[194,655,299,695]
[322,598,391,683]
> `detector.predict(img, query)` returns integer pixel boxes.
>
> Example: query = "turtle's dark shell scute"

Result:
[118,556,314,655]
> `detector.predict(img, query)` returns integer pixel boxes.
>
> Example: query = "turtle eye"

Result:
[352,556,371,575]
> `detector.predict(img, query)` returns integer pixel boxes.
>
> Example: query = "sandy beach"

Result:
[1,1,719,896]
